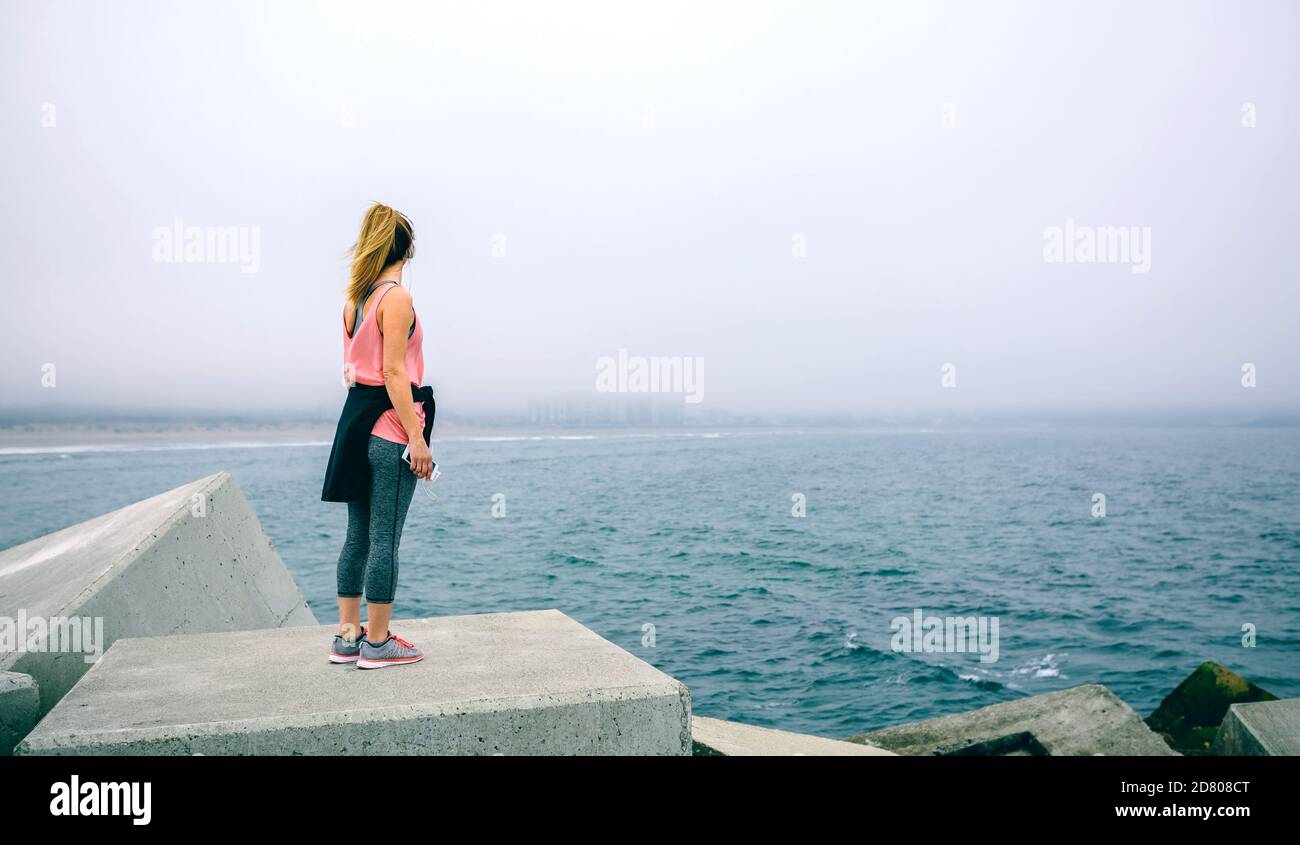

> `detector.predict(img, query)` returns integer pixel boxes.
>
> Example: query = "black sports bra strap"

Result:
[353,281,398,335]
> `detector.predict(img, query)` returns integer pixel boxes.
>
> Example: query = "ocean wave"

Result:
[1011,653,1066,679]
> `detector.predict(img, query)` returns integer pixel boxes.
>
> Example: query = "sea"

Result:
[2,426,1298,739]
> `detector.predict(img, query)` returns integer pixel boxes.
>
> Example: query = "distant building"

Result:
[527,394,685,427]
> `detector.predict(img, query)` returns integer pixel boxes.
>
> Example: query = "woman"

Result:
[320,203,435,669]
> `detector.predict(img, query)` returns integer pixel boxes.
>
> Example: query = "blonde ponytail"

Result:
[347,202,414,304]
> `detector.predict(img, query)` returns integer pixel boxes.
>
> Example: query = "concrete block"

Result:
[0,472,316,728]
[0,671,40,756]
[692,716,896,756]
[847,684,1177,756]
[17,609,691,756]
[1145,662,1277,754]
[1212,699,1300,756]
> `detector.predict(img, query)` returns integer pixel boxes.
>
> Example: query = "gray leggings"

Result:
[337,435,417,603]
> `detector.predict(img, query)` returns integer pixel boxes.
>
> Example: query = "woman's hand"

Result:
[407,438,434,479]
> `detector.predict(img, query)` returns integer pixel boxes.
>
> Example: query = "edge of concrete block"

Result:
[17,610,692,756]
[0,671,41,756]
[2,472,317,719]
[1212,699,1300,756]
[692,715,895,756]
[847,684,1177,756]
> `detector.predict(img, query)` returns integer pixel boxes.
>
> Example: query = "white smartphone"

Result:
[401,441,440,483]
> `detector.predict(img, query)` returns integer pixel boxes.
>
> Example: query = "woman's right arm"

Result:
[378,288,432,479]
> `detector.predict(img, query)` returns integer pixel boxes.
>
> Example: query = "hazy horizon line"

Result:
[3,403,1299,429]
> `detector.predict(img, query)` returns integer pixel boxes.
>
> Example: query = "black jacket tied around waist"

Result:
[321,383,435,503]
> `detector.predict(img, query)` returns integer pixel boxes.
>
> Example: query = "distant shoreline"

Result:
[0,422,811,456]
[0,423,334,455]
[2,415,1298,456]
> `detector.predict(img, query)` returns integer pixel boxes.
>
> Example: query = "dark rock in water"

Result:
[1146,662,1277,755]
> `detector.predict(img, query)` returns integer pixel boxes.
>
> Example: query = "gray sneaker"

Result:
[357,632,424,669]
[329,625,367,664]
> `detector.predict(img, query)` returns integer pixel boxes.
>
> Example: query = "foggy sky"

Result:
[2,0,1297,419]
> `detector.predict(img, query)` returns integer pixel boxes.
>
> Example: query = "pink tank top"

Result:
[343,283,425,445]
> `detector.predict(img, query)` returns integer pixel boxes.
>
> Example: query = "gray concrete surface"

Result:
[692,715,896,756]
[1212,699,1300,756]
[0,471,316,736]
[18,609,691,756]
[847,684,1178,756]
[0,671,40,756]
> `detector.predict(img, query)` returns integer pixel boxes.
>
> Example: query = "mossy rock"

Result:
[1146,662,1277,754]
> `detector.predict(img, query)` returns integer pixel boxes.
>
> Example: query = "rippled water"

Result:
[3,427,1298,738]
